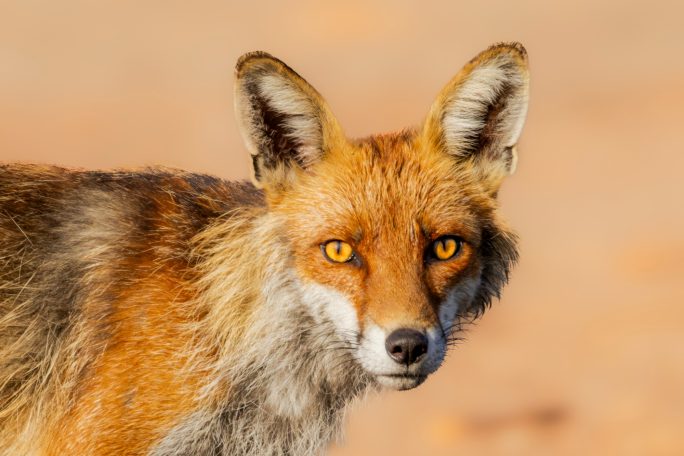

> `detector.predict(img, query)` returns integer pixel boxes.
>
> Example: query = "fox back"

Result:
[0,43,529,455]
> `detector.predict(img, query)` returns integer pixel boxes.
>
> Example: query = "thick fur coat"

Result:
[0,43,529,455]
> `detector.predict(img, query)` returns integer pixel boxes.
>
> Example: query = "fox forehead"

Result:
[273,131,491,247]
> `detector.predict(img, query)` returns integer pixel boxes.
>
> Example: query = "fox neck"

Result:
[209,282,374,455]
[161,211,374,455]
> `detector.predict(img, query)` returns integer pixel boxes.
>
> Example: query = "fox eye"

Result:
[430,236,462,261]
[321,240,355,263]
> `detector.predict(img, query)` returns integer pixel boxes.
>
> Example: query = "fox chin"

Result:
[0,42,529,455]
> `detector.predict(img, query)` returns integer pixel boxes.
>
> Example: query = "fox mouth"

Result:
[379,373,425,379]
[375,373,428,391]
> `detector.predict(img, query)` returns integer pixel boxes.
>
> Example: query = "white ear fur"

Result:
[425,43,530,180]
[234,52,341,185]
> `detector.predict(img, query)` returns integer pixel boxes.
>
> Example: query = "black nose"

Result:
[385,328,428,366]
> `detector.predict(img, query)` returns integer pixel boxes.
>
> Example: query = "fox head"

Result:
[234,43,528,390]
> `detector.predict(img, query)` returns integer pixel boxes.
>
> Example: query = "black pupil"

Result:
[434,237,458,258]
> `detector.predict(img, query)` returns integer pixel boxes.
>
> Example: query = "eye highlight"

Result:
[430,236,462,261]
[321,240,355,263]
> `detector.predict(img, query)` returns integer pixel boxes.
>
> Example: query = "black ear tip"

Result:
[235,51,282,75]
[488,42,528,61]
[506,42,527,57]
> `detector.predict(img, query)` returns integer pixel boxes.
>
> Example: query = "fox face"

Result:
[235,44,528,390]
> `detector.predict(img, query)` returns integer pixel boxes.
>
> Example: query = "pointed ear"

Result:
[422,43,530,192]
[234,51,343,188]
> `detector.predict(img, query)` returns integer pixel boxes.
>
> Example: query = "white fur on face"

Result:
[299,277,482,391]
[355,321,441,390]
[298,281,360,342]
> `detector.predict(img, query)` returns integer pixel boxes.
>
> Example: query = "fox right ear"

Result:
[422,43,530,192]
[234,52,343,188]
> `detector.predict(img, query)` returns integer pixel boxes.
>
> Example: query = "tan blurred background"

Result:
[2,0,683,454]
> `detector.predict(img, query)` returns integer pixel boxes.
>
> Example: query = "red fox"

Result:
[0,43,529,455]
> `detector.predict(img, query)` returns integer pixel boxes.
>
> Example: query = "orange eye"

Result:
[431,236,461,261]
[322,240,354,263]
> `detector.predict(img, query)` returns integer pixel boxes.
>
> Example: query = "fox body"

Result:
[0,43,529,455]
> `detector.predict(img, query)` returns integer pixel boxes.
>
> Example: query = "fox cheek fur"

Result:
[0,43,528,455]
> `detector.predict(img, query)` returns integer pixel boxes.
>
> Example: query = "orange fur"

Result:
[271,132,486,330]
[44,272,201,455]
[0,43,529,455]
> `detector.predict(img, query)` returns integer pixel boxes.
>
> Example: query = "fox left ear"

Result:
[422,43,530,192]
[234,52,343,188]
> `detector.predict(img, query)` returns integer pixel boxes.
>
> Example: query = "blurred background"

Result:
[2,0,683,454]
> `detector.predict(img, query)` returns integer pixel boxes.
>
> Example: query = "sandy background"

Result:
[2,1,683,454]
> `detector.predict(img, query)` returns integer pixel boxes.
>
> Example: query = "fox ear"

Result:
[234,52,343,187]
[423,43,530,191]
